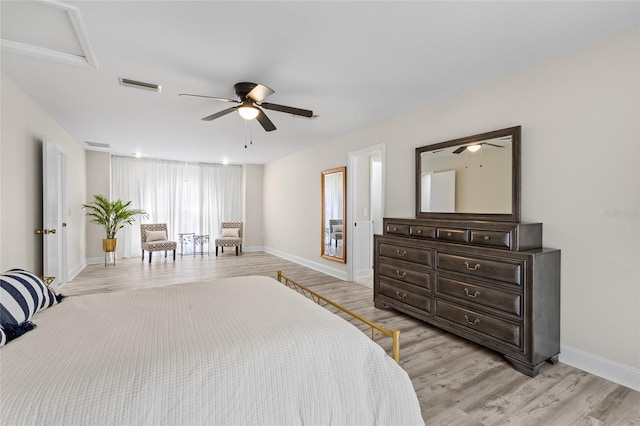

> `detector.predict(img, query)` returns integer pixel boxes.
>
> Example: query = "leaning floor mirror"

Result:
[321,167,346,263]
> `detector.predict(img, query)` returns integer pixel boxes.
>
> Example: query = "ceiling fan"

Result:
[452,141,504,154]
[179,82,313,132]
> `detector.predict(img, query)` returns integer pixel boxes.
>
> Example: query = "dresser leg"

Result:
[374,300,389,309]
[504,355,543,377]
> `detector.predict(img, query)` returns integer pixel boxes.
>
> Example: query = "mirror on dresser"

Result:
[376,125,561,377]
[321,167,346,263]
[416,126,521,222]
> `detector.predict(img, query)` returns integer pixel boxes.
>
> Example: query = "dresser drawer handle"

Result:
[483,235,490,240]
[396,291,407,300]
[392,227,398,231]
[447,232,452,237]
[416,229,423,234]
[464,261,481,271]
[396,270,407,278]
[464,314,480,326]
[464,288,480,298]
[396,250,407,257]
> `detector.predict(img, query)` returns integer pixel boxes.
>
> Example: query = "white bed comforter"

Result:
[1,276,423,425]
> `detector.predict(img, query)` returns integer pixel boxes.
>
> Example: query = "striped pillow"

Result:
[0,269,58,345]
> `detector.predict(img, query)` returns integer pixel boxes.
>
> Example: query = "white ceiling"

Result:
[1,1,638,165]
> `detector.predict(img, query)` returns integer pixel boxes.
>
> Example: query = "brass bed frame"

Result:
[277,271,401,363]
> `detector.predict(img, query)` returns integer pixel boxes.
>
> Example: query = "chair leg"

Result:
[235,246,239,256]
[142,250,144,261]
[173,250,176,261]
[149,251,152,263]
[216,246,218,256]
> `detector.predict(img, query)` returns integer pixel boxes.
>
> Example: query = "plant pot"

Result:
[103,238,117,252]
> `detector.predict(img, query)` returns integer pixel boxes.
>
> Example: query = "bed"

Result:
[1,274,423,425]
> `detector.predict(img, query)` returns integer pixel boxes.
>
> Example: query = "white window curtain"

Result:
[112,156,242,258]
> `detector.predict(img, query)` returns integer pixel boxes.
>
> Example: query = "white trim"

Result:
[0,1,98,69]
[64,260,87,283]
[560,344,640,391]
[264,247,349,281]
[85,256,104,266]
[347,143,386,282]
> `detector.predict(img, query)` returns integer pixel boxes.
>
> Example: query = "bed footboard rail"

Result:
[277,271,401,363]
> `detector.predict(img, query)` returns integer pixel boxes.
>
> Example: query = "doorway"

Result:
[347,144,384,286]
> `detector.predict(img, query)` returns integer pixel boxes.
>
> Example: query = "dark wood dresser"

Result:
[374,217,561,376]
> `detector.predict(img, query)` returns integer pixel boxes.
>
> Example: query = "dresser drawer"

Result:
[378,243,432,266]
[470,229,511,249]
[409,225,436,239]
[435,300,521,347]
[386,223,410,236]
[379,280,431,312]
[437,252,522,286]
[379,262,431,290]
[436,276,521,316]
[437,228,469,243]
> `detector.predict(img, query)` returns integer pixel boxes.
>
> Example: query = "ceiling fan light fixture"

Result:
[238,105,259,120]
[467,144,481,152]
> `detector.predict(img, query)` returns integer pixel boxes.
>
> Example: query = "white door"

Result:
[42,139,67,288]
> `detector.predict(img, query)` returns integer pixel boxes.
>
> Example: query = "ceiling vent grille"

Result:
[85,141,110,149]
[119,77,161,92]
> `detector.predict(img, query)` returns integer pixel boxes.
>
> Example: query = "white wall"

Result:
[243,163,264,250]
[0,72,87,278]
[263,29,640,387]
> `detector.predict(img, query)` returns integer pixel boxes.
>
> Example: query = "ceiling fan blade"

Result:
[261,102,313,118]
[484,143,503,148]
[180,93,239,103]
[256,108,276,132]
[202,106,237,121]
[246,84,274,103]
[453,146,467,154]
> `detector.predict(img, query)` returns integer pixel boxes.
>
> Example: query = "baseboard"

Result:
[263,246,348,281]
[560,344,640,391]
[67,261,87,282]
[86,256,104,265]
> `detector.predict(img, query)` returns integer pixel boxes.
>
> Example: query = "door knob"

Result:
[35,229,56,235]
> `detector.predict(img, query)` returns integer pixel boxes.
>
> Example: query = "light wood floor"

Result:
[63,252,640,425]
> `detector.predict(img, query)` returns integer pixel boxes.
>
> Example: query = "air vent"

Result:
[85,141,110,149]
[119,77,161,92]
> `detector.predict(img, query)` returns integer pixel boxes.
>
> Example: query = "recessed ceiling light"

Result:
[119,77,161,92]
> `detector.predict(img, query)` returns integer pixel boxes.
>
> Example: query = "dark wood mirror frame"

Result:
[321,166,347,263]
[415,126,521,222]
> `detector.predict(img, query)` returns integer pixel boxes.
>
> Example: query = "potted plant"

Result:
[83,194,148,253]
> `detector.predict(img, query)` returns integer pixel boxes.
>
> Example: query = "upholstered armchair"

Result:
[329,219,343,247]
[140,223,177,263]
[215,222,243,256]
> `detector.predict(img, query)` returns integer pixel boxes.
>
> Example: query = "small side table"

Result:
[194,234,209,257]
[178,233,195,257]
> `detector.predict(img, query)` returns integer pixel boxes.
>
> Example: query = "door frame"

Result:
[346,143,385,282]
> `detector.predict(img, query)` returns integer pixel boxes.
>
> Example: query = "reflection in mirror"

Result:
[321,167,346,263]
[416,126,520,221]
